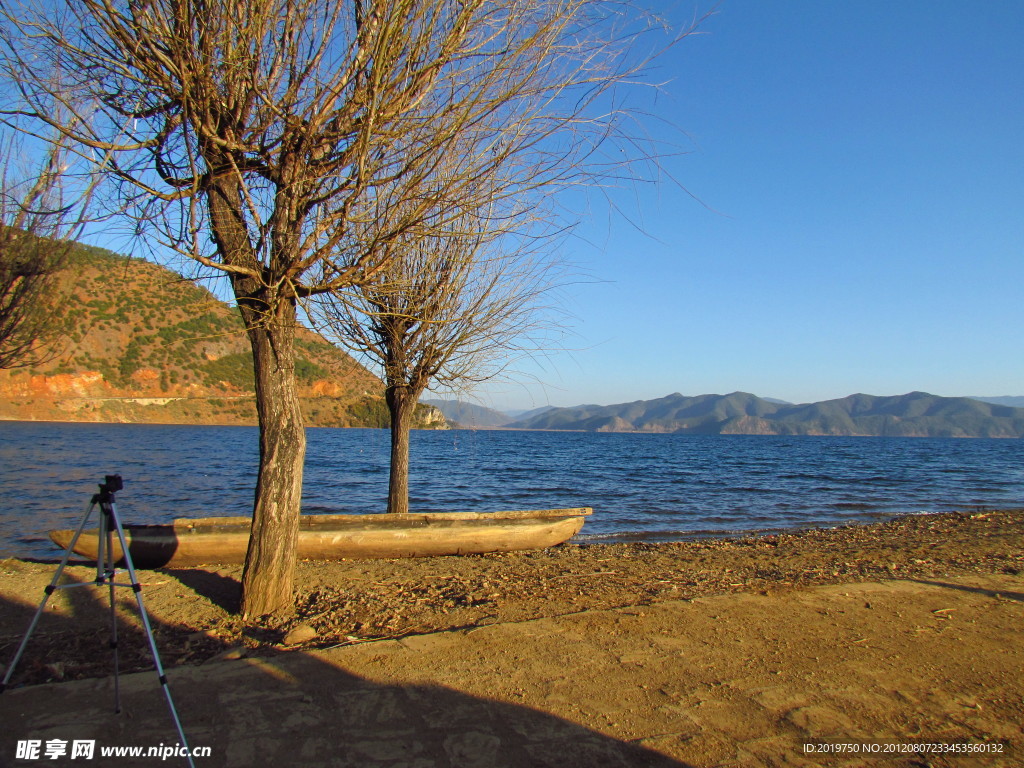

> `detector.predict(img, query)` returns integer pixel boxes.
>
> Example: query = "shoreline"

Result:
[574,505,1021,545]
[6,503,1021,564]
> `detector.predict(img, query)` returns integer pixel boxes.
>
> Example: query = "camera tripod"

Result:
[1,476,195,768]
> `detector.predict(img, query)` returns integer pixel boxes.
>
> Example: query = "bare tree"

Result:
[1,0,680,616]
[0,133,83,368]
[312,189,561,514]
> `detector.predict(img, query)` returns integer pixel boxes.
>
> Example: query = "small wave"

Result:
[574,528,745,544]
[301,506,350,515]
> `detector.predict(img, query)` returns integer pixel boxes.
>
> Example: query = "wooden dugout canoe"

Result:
[48,508,592,568]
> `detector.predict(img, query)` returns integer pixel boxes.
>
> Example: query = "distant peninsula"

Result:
[432,392,1024,438]
[0,244,444,428]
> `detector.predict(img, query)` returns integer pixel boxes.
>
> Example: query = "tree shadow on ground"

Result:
[162,567,241,613]
[0,576,693,768]
[908,578,1024,603]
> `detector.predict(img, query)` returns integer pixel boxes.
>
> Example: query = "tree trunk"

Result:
[239,311,306,618]
[385,384,418,515]
[206,172,307,619]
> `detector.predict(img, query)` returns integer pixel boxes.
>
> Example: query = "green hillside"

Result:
[0,242,445,428]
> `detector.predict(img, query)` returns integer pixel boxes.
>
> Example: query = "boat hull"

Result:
[48,508,592,568]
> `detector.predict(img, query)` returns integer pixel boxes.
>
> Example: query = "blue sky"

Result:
[72,2,1022,412]
[473,1,1024,411]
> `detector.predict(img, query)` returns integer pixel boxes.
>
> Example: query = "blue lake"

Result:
[0,421,1021,559]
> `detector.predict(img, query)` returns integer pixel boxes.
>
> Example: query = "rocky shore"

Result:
[2,509,1021,682]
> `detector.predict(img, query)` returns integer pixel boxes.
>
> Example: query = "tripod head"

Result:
[94,474,124,504]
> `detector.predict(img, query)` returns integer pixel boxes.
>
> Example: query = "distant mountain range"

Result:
[422,400,557,428]
[505,405,558,421]
[428,392,1024,437]
[421,399,513,428]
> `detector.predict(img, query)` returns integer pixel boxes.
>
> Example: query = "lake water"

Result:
[1,422,1021,560]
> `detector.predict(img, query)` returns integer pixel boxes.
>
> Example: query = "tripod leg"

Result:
[1,500,98,692]
[108,577,121,713]
[108,501,196,768]
[102,507,122,714]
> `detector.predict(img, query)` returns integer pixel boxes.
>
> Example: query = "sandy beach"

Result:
[1,510,1022,767]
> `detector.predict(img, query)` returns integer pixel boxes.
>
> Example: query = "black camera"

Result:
[101,474,124,493]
